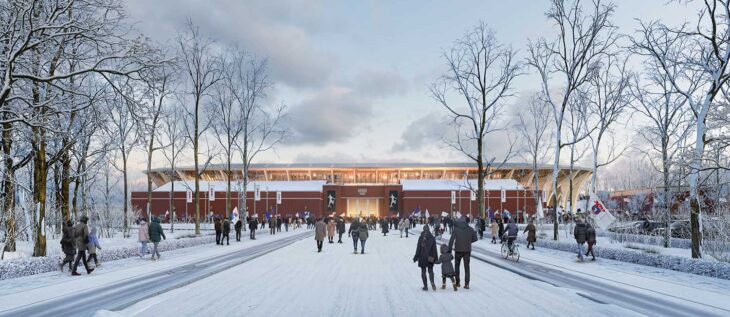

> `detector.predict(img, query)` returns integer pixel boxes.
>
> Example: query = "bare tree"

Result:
[161,105,188,233]
[178,21,221,235]
[565,92,592,215]
[431,21,522,219]
[516,94,553,215]
[632,1,730,258]
[527,0,617,240]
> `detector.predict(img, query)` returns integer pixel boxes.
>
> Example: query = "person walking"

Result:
[58,220,76,272]
[327,217,336,243]
[574,216,588,262]
[284,217,290,232]
[86,226,102,267]
[497,218,505,244]
[235,219,243,242]
[336,217,346,243]
[71,215,93,275]
[149,216,166,260]
[138,218,150,258]
[585,222,597,261]
[524,219,537,250]
[490,219,498,244]
[315,218,326,252]
[349,218,361,254]
[476,217,485,240]
[381,218,389,236]
[447,216,477,289]
[222,219,231,245]
[413,225,437,291]
[269,216,276,235]
[403,218,411,238]
[248,217,258,240]
[357,222,369,254]
[214,218,222,245]
[435,244,457,291]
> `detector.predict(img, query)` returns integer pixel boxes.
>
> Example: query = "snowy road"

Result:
[111,229,644,317]
[0,229,313,317]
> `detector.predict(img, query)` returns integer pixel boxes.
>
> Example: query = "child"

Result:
[87,226,102,267]
[435,244,457,291]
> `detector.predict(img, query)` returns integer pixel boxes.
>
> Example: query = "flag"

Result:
[456,211,463,219]
[536,204,544,219]
[441,211,448,217]
[254,185,261,201]
[340,212,345,217]
[295,212,299,218]
[451,191,456,204]
[265,211,271,220]
[589,192,615,229]
[500,187,506,203]
[209,186,215,201]
[276,191,282,204]
[470,190,476,201]
[425,209,430,218]
[186,189,193,203]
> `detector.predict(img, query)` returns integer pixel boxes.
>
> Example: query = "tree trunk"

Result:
[122,152,129,238]
[552,129,561,240]
[2,119,16,252]
[32,125,48,257]
[194,96,201,235]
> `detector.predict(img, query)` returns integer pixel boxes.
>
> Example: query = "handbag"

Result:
[428,256,435,263]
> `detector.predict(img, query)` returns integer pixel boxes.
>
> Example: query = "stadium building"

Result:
[131,163,592,219]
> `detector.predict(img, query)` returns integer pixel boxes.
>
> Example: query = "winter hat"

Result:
[422,225,430,232]
[80,215,89,223]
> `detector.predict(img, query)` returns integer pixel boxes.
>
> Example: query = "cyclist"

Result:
[503,218,518,255]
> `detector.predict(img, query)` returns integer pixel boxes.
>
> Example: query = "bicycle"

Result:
[500,237,520,262]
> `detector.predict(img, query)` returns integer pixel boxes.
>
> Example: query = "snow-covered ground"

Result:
[108,228,642,317]
[0,227,306,313]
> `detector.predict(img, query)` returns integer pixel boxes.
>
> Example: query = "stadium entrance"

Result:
[346,198,380,217]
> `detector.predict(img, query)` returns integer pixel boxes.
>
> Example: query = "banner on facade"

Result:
[209,186,215,201]
[450,191,456,204]
[470,190,476,201]
[389,190,398,211]
[500,187,506,203]
[254,185,261,201]
[276,191,282,205]
[186,189,192,203]
[326,190,336,211]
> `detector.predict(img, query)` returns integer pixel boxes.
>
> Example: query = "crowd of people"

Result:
[58,215,98,276]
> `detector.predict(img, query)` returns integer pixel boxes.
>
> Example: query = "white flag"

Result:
[276,191,282,205]
[451,191,456,204]
[470,190,476,201]
[209,186,215,201]
[254,185,261,201]
[441,211,448,217]
[425,209,430,218]
[500,187,506,203]
[186,189,193,203]
[456,211,463,219]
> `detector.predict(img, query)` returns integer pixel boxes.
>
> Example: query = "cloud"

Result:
[123,0,334,88]
[391,114,448,152]
[352,68,409,98]
[287,86,373,144]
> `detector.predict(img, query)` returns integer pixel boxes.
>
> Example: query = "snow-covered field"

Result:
[109,229,641,317]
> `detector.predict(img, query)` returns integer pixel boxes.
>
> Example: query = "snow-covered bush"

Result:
[0,235,215,280]
[704,210,730,263]
[515,235,730,280]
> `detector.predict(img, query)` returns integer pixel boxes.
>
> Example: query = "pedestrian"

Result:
[138,218,150,258]
[403,218,411,238]
[336,217,346,243]
[235,218,243,242]
[277,216,282,232]
[447,216,477,289]
[315,218,326,252]
[524,219,537,250]
[149,216,166,260]
[381,218,389,236]
[358,221,369,254]
[490,219,498,244]
[413,224,437,291]
[398,219,405,238]
[585,222,597,261]
[327,217,336,243]
[434,221,441,239]
[269,216,276,235]
[349,218,361,254]
[284,217,290,232]
[86,226,102,267]
[71,215,94,275]
[497,218,505,244]
[222,219,231,245]
[214,218,222,245]
[435,244,457,291]
[58,220,75,272]
[574,216,588,262]
[248,217,258,240]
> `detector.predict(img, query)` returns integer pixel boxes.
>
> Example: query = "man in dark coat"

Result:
[234,219,243,241]
[447,216,477,289]
[413,225,437,291]
[214,218,222,245]
[524,220,537,250]
[336,217,346,243]
[315,218,326,252]
[222,219,231,245]
[248,217,258,240]
[348,219,361,254]
[71,216,93,275]
[476,217,486,239]
[585,222,597,261]
[574,217,588,261]
[58,220,76,272]
[149,216,166,260]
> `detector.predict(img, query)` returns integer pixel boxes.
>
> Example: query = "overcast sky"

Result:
[120,0,697,187]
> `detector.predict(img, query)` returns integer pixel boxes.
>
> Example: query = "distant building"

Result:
[131,162,592,219]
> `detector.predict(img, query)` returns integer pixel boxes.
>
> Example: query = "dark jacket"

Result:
[413,230,437,268]
[574,221,587,244]
[381,219,389,233]
[315,221,326,241]
[348,221,360,237]
[61,224,75,255]
[73,221,89,251]
[435,252,455,276]
[586,224,596,244]
[248,218,258,230]
[214,219,222,232]
[448,218,477,253]
[336,219,346,234]
[223,220,231,233]
[235,220,243,231]
[524,223,537,242]
[149,217,166,243]
[504,222,518,238]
